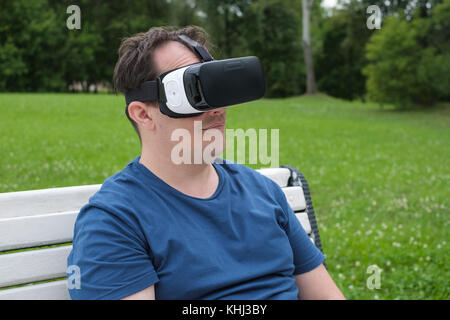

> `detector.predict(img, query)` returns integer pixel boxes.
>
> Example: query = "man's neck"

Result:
[139,148,219,199]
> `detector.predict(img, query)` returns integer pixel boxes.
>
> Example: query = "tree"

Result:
[0,0,67,91]
[315,2,372,100]
[196,0,257,59]
[363,2,450,109]
[250,2,305,97]
[302,0,317,94]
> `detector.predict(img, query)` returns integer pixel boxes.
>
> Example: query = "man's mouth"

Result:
[202,120,226,130]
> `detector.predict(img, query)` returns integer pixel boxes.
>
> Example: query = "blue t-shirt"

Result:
[67,156,325,300]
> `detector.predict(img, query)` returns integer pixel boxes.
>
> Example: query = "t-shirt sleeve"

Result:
[67,206,159,300]
[271,181,326,275]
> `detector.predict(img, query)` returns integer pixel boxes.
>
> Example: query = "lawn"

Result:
[0,93,448,299]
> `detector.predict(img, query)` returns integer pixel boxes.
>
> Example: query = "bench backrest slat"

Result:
[0,246,72,288]
[0,185,101,219]
[0,212,78,251]
[0,280,69,300]
[295,211,311,234]
[282,187,306,211]
[256,168,290,187]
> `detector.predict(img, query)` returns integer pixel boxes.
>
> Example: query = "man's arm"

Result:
[295,264,346,300]
[121,285,156,300]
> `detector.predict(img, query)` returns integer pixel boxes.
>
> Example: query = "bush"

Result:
[363,3,450,109]
[315,5,372,101]
[251,2,305,98]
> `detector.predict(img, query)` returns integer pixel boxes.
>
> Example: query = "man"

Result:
[67,26,345,300]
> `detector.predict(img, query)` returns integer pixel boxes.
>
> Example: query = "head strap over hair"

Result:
[177,34,214,62]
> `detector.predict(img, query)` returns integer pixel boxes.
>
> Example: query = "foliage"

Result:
[250,2,305,97]
[0,0,66,91]
[315,2,372,100]
[0,0,172,92]
[363,1,450,109]
[0,0,448,107]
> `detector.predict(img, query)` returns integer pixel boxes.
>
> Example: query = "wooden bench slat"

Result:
[0,246,72,288]
[0,280,70,300]
[282,186,306,211]
[0,211,77,252]
[256,168,291,187]
[295,211,312,234]
[0,185,100,219]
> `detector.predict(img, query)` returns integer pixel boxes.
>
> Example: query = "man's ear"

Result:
[127,101,156,131]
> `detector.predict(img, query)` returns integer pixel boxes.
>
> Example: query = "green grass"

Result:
[0,93,448,299]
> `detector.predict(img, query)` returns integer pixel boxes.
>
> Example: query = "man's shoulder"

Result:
[86,157,143,209]
[74,158,148,234]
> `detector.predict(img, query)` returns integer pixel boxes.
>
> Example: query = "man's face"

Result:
[150,40,226,163]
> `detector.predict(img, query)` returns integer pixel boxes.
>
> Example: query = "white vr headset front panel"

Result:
[161,66,203,115]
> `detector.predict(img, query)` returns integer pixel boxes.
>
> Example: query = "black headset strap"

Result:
[177,34,214,62]
[125,80,158,105]
[125,35,212,105]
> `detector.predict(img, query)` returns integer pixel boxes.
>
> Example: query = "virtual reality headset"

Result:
[125,35,266,118]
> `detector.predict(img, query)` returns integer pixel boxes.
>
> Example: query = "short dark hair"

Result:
[113,26,211,140]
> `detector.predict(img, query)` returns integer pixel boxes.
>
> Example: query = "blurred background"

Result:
[0,0,448,300]
[1,0,449,107]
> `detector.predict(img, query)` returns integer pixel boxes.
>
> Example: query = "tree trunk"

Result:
[302,0,317,94]
[224,4,232,57]
[81,81,88,93]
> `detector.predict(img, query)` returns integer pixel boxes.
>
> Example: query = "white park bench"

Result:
[0,165,324,300]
